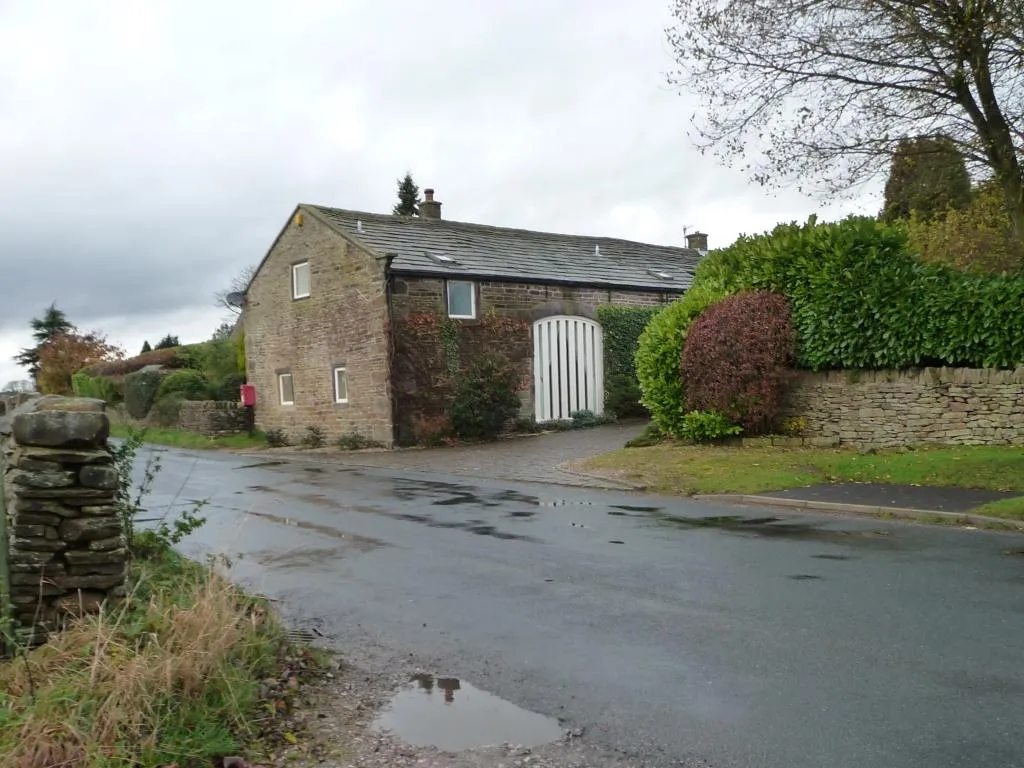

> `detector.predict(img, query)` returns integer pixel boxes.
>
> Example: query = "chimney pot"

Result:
[685,231,709,252]
[419,188,442,219]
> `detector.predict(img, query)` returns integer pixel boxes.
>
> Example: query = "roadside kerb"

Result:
[697,493,1024,531]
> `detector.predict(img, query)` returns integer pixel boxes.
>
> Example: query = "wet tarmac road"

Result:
[140,446,1024,768]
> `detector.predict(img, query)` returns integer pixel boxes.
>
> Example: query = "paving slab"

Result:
[755,482,1019,513]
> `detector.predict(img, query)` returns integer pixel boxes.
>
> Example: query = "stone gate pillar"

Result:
[0,395,125,649]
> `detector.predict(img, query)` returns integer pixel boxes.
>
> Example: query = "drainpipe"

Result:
[383,253,399,447]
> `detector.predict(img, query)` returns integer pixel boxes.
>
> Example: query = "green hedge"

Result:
[634,249,740,435]
[597,306,660,417]
[634,215,1024,435]
[723,216,1024,370]
[156,369,214,401]
[124,370,164,419]
[71,372,120,404]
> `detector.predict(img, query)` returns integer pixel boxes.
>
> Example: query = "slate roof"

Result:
[306,205,701,292]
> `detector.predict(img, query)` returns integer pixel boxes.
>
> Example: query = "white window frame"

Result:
[292,261,310,299]
[446,280,477,319]
[333,366,349,404]
[278,373,294,406]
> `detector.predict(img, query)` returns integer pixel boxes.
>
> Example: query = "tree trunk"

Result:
[999,172,1024,246]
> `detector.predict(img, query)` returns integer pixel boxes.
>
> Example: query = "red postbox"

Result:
[240,384,256,407]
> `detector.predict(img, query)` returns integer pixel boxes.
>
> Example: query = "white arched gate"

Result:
[532,316,604,422]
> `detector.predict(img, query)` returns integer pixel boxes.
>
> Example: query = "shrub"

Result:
[124,370,164,419]
[156,369,213,402]
[412,414,454,447]
[634,277,736,435]
[597,306,660,416]
[71,371,120,404]
[570,409,615,429]
[682,292,796,434]
[302,425,326,448]
[150,394,185,427]
[265,428,290,447]
[679,410,743,442]
[779,415,807,437]
[338,432,385,450]
[212,372,246,402]
[625,421,665,448]
[448,354,523,441]
[512,415,542,434]
[84,346,186,377]
[905,181,1023,275]
[721,215,1024,370]
[604,372,648,418]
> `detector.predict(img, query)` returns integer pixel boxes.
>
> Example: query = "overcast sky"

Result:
[0,0,877,387]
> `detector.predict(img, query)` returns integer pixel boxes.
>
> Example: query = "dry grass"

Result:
[0,541,284,767]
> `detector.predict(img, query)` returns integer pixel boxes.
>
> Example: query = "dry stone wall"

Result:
[1,395,125,650]
[175,400,251,436]
[782,367,1024,448]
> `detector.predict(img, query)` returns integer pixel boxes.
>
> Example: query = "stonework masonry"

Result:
[390,276,677,320]
[389,276,680,439]
[175,400,250,436]
[1,395,126,651]
[244,209,393,445]
[782,367,1024,447]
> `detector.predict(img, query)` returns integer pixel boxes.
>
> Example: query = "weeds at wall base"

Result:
[0,540,315,768]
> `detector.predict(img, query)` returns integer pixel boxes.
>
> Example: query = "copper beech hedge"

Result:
[680,291,797,434]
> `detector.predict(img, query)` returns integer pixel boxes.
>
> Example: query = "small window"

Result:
[446,280,476,319]
[292,262,310,299]
[333,367,349,404]
[278,373,294,405]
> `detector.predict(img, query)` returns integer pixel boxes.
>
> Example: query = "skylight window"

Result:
[425,251,461,266]
[648,269,674,281]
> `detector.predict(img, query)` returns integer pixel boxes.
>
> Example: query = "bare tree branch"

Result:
[214,264,257,315]
[667,0,1024,239]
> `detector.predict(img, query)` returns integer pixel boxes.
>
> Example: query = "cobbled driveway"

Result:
[254,421,645,487]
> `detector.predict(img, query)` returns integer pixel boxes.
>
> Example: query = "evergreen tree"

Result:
[393,172,421,216]
[882,136,972,223]
[155,334,180,349]
[140,340,153,354]
[14,302,75,380]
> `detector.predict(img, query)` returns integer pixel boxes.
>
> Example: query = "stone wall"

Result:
[389,276,678,320]
[1,395,125,650]
[389,277,677,443]
[783,367,1024,447]
[175,400,251,436]
[244,208,393,445]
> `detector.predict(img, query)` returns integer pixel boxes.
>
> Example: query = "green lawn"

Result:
[110,423,267,450]
[582,443,1024,518]
[972,496,1024,520]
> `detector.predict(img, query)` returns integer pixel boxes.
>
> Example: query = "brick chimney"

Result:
[685,231,708,252]
[419,188,442,220]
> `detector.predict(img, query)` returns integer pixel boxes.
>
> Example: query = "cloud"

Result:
[0,0,877,386]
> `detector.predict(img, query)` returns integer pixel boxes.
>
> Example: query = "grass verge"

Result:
[971,496,1024,520]
[111,423,268,450]
[0,537,309,767]
[582,443,1024,517]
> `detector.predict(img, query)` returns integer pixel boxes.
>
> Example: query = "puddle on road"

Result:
[246,510,383,552]
[236,461,288,469]
[653,514,897,546]
[373,674,563,752]
[788,574,823,580]
[612,504,662,514]
[812,553,854,561]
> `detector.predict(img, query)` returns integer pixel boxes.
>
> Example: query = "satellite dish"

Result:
[225,291,246,309]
